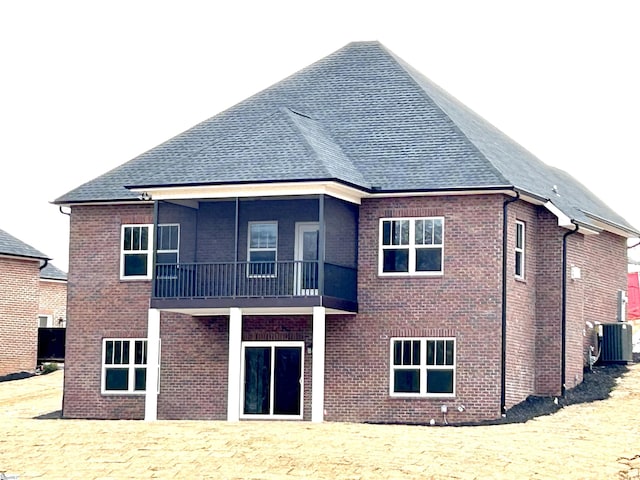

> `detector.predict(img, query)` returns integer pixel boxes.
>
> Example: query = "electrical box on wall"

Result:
[570,266,581,279]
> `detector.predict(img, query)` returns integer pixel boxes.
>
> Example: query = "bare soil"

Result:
[1,362,640,479]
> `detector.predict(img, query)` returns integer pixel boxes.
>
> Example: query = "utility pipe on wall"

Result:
[501,191,519,415]
[561,222,580,397]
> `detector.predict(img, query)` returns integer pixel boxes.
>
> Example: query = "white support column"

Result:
[311,306,326,423]
[144,308,160,421]
[227,307,243,421]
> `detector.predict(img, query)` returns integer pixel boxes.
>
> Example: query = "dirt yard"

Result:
[1,366,640,479]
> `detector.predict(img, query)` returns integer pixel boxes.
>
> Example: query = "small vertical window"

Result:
[248,222,278,277]
[515,221,525,279]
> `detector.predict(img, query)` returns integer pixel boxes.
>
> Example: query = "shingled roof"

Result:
[54,41,639,236]
[40,263,67,281]
[0,228,49,261]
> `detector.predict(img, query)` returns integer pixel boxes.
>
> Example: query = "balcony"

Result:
[152,260,357,313]
[148,195,358,314]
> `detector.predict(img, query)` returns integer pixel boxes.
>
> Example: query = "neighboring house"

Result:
[39,263,68,328]
[0,228,50,376]
[628,272,640,352]
[54,41,640,423]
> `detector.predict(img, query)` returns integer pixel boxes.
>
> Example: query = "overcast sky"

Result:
[1,0,639,272]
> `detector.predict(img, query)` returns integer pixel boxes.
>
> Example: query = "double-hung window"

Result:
[515,221,525,279]
[121,224,180,280]
[102,339,158,394]
[379,217,444,275]
[156,224,180,279]
[121,224,153,279]
[248,222,278,277]
[390,338,455,396]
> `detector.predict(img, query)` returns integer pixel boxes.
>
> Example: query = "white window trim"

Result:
[389,337,456,398]
[515,220,525,279]
[247,221,278,278]
[101,338,160,395]
[378,217,444,276]
[120,224,154,280]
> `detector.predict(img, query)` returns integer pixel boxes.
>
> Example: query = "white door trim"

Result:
[240,341,305,420]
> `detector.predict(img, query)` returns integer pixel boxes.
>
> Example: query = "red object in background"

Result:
[628,272,640,320]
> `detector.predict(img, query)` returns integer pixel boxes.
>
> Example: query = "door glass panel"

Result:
[243,347,271,415]
[302,230,318,290]
[273,347,301,415]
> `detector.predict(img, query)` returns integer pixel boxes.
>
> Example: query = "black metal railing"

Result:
[153,261,356,301]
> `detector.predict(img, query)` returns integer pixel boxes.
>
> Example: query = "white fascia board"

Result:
[544,201,574,228]
[543,201,600,235]
[365,188,516,199]
[131,181,365,205]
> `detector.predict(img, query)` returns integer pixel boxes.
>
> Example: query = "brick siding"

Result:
[63,196,631,422]
[39,279,67,326]
[0,256,40,375]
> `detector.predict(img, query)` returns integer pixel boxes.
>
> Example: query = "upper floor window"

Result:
[121,224,153,279]
[120,224,179,280]
[390,337,456,397]
[156,224,180,264]
[156,224,180,279]
[248,222,278,277]
[379,217,444,276]
[515,221,525,279]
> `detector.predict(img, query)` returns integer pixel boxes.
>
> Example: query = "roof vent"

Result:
[552,185,559,195]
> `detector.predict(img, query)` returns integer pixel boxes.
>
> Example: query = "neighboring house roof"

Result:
[54,41,640,236]
[0,228,49,261]
[40,263,67,281]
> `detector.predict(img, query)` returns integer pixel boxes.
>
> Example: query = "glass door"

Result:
[294,222,319,295]
[242,342,304,419]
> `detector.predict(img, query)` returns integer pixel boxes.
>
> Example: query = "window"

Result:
[390,338,455,396]
[102,339,159,394]
[156,224,180,279]
[515,221,525,279]
[248,222,277,277]
[156,224,180,264]
[120,224,180,280]
[121,224,153,279]
[379,217,444,275]
[38,314,52,328]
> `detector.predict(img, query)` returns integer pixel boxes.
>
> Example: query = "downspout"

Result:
[39,258,49,270]
[561,222,579,397]
[501,191,519,415]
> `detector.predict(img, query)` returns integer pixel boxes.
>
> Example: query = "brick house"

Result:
[39,263,68,329]
[55,42,639,423]
[0,228,63,376]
